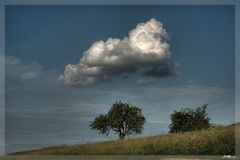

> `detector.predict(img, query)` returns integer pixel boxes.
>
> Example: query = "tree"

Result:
[90,101,146,139]
[169,104,211,133]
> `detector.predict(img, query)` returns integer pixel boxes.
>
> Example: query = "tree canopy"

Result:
[169,104,211,133]
[90,101,146,139]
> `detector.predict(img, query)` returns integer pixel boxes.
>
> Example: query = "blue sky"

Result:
[5,5,235,153]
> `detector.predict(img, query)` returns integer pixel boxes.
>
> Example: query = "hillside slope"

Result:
[13,125,237,155]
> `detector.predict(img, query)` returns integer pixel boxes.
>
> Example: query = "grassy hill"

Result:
[13,125,237,155]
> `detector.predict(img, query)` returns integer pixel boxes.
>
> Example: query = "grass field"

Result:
[13,125,237,155]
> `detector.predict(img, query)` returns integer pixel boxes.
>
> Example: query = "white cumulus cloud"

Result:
[59,18,176,85]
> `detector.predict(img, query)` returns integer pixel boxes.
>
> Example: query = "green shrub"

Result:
[169,104,211,133]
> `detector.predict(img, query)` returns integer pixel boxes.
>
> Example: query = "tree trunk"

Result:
[119,133,125,139]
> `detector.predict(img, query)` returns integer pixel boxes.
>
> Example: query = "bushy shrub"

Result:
[169,104,210,133]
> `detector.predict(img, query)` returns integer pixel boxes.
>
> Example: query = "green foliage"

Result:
[89,101,146,139]
[89,114,110,135]
[14,125,236,155]
[169,104,211,133]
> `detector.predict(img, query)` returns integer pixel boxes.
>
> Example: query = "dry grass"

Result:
[13,125,237,155]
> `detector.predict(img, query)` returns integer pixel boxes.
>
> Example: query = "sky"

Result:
[5,5,235,154]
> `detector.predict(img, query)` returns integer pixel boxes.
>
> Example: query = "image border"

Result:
[0,0,239,159]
